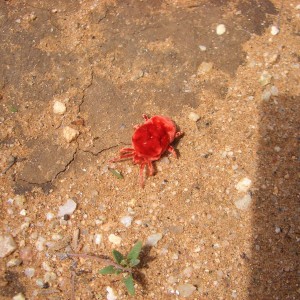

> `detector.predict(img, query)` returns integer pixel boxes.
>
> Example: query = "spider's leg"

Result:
[120,148,134,154]
[142,114,149,122]
[147,161,154,176]
[167,145,177,158]
[175,131,184,138]
[110,153,134,162]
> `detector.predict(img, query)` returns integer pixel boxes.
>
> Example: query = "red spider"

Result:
[111,114,182,187]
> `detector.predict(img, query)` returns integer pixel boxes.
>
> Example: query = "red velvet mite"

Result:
[111,114,183,187]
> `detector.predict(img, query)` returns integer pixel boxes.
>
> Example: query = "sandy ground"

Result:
[0,0,299,299]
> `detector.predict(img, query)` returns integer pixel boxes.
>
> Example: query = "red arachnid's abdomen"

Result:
[132,122,170,160]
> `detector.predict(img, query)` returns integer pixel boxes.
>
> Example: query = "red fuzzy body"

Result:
[111,115,182,186]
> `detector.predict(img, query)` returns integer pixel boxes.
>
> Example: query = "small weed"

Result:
[99,240,143,296]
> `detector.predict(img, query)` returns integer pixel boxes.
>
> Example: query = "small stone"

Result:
[275,226,281,233]
[160,156,170,164]
[52,233,63,241]
[7,258,22,267]
[94,233,102,245]
[25,267,35,278]
[46,212,54,220]
[36,278,45,288]
[274,146,281,152]
[120,216,132,227]
[42,261,52,272]
[20,209,27,216]
[262,89,272,101]
[58,199,77,217]
[53,100,66,115]
[271,25,279,35]
[14,195,26,207]
[183,266,193,278]
[270,86,279,96]
[199,45,207,51]
[63,126,79,143]
[188,112,200,122]
[177,283,197,297]
[44,271,57,282]
[20,246,34,262]
[145,233,163,246]
[234,193,252,211]
[36,236,46,251]
[197,62,213,75]
[259,71,272,86]
[108,234,122,245]
[235,177,252,192]
[216,24,226,35]
[13,293,25,300]
[106,286,117,300]
[0,234,17,258]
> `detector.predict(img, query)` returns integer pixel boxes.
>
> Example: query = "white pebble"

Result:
[275,226,281,233]
[36,236,46,251]
[262,89,272,101]
[235,177,252,192]
[120,216,133,227]
[197,61,213,75]
[271,25,279,35]
[199,45,207,51]
[188,112,200,122]
[46,212,54,220]
[270,86,279,96]
[7,258,22,267]
[25,267,35,278]
[145,233,163,246]
[53,100,66,115]
[94,233,102,245]
[44,271,57,282]
[20,209,27,216]
[216,24,226,35]
[176,283,197,297]
[183,266,193,278]
[274,146,281,152]
[106,286,117,300]
[13,293,25,300]
[36,278,44,288]
[0,234,17,258]
[259,71,272,86]
[57,199,77,217]
[63,126,79,143]
[42,261,52,271]
[108,234,122,245]
[52,233,63,241]
[234,193,252,211]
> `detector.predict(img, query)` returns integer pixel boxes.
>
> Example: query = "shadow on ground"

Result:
[250,95,299,298]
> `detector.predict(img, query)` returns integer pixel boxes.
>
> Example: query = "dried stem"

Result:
[67,253,132,273]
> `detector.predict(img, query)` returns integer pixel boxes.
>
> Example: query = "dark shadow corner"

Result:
[249,94,299,298]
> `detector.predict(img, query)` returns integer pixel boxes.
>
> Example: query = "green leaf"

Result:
[10,106,18,113]
[99,265,118,275]
[123,274,135,295]
[129,258,140,267]
[127,241,142,261]
[108,168,124,179]
[112,249,124,264]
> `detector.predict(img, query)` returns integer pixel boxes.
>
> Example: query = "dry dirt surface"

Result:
[0,0,299,299]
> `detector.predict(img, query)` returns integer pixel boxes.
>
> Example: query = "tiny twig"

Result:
[1,156,17,175]
[67,253,132,273]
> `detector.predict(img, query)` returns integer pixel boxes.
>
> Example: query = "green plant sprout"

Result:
[99,240,143,296]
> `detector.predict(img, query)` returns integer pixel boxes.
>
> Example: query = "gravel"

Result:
[108,234,122,245]
[58,199,77,217]
[145,233,163,246]
[0,233,17,258]
[234,193,252,211]
[62,126,79,142]
[216,24,226,35]
[235,177,252,192]
[53,100,66,115]
[188,112,200,122]
[176,283,197,297]
[120,215,133,227]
